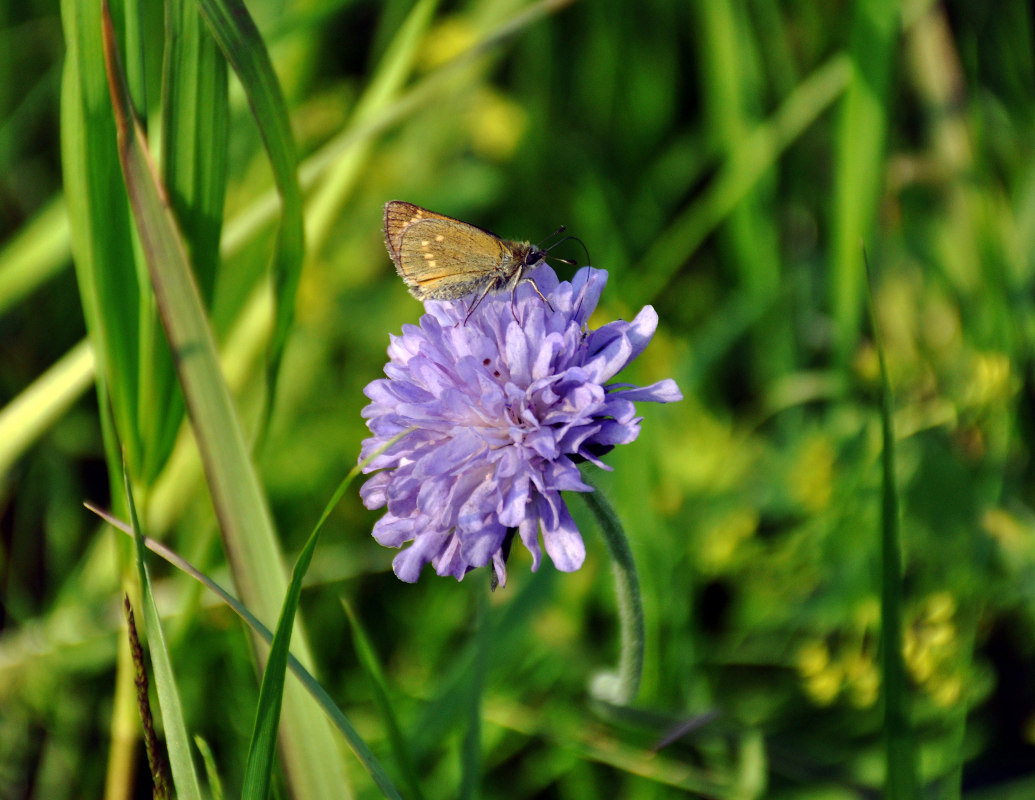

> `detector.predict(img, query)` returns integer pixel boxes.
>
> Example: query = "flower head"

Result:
[360,264,681,585]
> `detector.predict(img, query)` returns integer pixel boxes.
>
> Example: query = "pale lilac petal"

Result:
[461,521,508,567]
[568,267,607,325]
[498,474,530,527]
[360,471,390,509]
[541,502,585,572]
[431,536,468,580]
[609,379,683,403]
[371,513,417,546]
[391,528,452,582]
[623,306,660,366]
[491,551,509,588]
[526,262,560,295]
[518,514,542,572]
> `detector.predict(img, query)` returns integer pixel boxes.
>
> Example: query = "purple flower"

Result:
[359,264,682,585]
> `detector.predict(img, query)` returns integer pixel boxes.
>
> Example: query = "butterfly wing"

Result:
[395,217,509,300]
[385,201,448,263]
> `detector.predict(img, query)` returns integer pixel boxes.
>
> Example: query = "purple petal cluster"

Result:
[360,264,682,585]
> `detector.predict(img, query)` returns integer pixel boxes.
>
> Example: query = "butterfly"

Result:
[383,201,578,318]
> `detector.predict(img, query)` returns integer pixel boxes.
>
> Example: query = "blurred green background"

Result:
[3,0,1035,797]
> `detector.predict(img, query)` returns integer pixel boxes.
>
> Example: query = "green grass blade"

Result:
[241,505,322,800]
[226,0,573,262]
[0,197,70,317]
[695,0,792,390]
[631,53,851,307]
[59,0,142,474]
[408,568,556,760]
[305,0,439,252]
[830,0,900,360]
[865,254,918,799]
[193,736,225,800]
[91,501,401,795]
[132,0,230,480]
[459,594,487,800]
[194,0,305,433]
[122,464,204,800]
[100,9,350,798]
[121,0,148,118]
[161,0,228,308]
[0,340,94,481]
[240,441,409,799]
[238,446,398,799]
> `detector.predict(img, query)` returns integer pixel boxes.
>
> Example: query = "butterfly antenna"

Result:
[535,225,568,250]
[545,234,591,267]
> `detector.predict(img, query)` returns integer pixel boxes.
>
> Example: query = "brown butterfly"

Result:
[383,201,576,318]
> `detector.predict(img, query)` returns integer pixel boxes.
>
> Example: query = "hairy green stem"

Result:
[580,484,644,705]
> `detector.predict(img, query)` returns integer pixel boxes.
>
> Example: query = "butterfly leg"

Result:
[462,280,497,325]
[521,276,554,312]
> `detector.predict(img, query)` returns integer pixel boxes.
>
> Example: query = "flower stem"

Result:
[579,482,644,705]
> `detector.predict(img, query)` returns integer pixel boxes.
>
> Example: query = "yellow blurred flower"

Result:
[804,666,843,706]
[796,640,830,677]
[845,655,879,708]
[467,88,527,162]
[903,593,962,700]
[699,508,757,572]
[930,675,962,708]
[419,18,476,70]
[852,341,881,384]
[963,351,1013,409]
[982,507,1033,563]
[787,434,835,513]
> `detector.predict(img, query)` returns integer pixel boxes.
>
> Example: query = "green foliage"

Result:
[3,0,1035,798]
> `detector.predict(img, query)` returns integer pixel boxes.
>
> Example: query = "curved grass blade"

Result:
[6,0,577,486]
[100,8,350,798]
[161,0,228,308]
[0,340,95,481]
[305,0,439,251]
[694,1,793,389]
[225,0,577,259]
[193,736,225,800]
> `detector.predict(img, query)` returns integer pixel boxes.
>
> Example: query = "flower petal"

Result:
[518,513,542,572]
[391,527,455,582]
[541,500,585,572]
[608,378,683,403]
